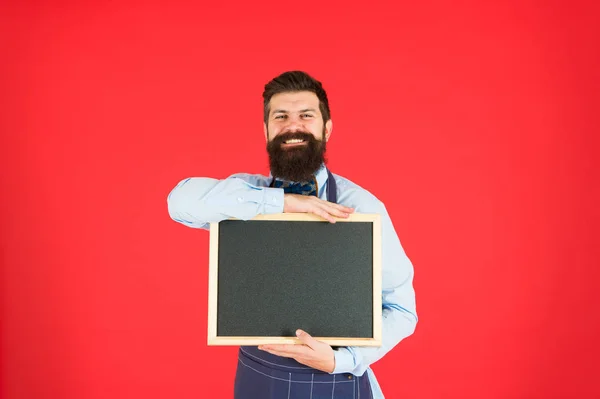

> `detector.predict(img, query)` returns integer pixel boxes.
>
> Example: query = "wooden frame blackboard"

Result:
[208,213,381,347]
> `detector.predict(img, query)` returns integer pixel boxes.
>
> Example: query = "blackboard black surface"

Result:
[207,213,382,346]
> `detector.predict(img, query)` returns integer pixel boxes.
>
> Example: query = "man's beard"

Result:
[266,130,327,182]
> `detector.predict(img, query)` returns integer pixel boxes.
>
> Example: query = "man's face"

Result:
[264,91,333,182]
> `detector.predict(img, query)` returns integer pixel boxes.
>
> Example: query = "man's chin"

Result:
[281,149,308,159]
[267,141,326,181]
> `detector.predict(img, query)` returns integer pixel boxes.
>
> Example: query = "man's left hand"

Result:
[258,329,335,373]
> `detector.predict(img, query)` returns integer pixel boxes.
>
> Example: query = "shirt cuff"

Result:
[331,348,356,374]
[261,187,284,214]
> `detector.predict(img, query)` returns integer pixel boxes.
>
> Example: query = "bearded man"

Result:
[167,70,417,399]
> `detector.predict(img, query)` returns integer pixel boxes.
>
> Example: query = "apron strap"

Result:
[326,169,337,204]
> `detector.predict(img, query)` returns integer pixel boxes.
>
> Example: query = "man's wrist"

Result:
[262,187,284,214]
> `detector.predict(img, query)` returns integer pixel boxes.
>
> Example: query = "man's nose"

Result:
[284,116,304,132]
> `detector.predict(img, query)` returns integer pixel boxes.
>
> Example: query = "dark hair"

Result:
[263,71,331,124]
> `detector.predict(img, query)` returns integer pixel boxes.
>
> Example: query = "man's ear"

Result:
[325,120,333,142]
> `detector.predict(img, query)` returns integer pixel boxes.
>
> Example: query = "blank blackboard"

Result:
[207,213,381,346]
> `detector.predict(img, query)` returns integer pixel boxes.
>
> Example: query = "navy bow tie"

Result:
[273,178,317,196]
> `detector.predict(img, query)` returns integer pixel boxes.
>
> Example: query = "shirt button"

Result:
[348,375,353,380]
[237,197,244,202]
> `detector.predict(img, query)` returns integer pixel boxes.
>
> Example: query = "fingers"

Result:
[332,202,355,214]
[283,194,355,222]
[258,331,335,373]
[314,207,337,223]
[316,202,353,219]
[316,198,354,214]
[258,331,322,355]
[258,344,310,358]
[313,201,353,223]
[295,329,318,349]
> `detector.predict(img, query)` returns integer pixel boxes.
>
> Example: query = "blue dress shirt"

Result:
[167,164,417,398]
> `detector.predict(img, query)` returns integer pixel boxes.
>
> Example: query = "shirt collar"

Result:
[314,164,329,195]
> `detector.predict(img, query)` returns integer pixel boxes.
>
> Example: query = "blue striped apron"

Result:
[234,170,372,398]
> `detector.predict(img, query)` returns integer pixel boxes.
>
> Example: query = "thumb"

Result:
[296,329,317,349]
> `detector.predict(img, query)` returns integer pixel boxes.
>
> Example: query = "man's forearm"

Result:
[167,176,283,229]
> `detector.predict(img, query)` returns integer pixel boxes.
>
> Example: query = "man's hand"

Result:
[284,194,354,223]
[258,329,336,373]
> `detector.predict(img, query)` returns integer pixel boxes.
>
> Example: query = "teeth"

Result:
[285,139,304,144]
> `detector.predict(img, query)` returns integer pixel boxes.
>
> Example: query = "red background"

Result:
[1,1,599,398]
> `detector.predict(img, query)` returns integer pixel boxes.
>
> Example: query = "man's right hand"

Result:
[283,194,354,223]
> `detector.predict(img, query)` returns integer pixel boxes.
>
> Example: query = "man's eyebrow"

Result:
[272,108,318,114]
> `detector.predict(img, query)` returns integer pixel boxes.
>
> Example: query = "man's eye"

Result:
[274,115,286,120]
[301,114,313,118]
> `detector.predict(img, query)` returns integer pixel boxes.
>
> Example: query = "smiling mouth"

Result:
[281,138,308,147]
[284,138,306,144]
